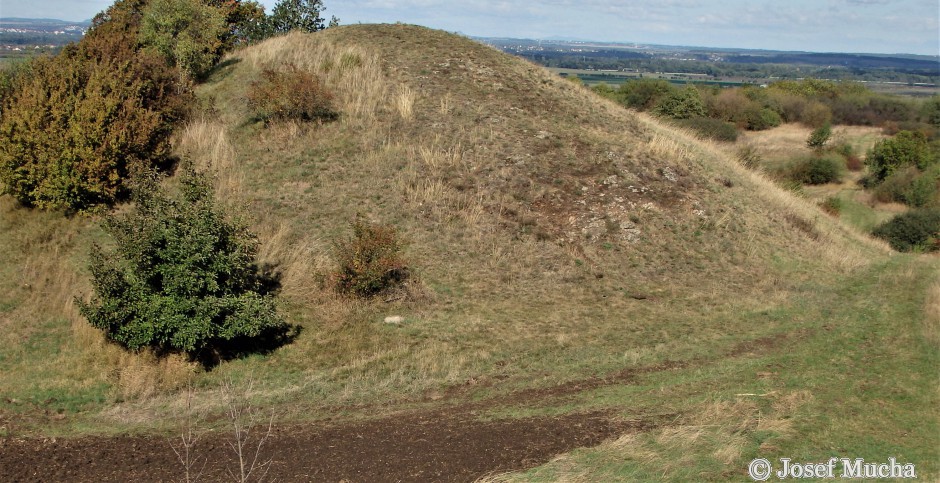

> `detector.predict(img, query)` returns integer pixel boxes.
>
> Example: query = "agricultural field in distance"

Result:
[547,67,940,98]
[482,37,940,98]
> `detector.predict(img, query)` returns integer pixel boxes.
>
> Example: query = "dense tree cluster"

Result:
[0,0,338,213]
[0,0,186,212]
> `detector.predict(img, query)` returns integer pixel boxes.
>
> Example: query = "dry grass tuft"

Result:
[395,84,416,121]
[114,352,196,401]
[646,133,693,161]
[177,117,242,202]
[66,297,198,402]
[255,222,327,302]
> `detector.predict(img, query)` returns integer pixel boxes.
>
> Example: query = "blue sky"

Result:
[1,0,937,55]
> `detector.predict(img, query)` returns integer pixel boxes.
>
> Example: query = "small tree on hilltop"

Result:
[268,0,338,34]
[139,0,229,84]
[79,170,286,355]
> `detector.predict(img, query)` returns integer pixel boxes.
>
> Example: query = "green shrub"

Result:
[672,117,739,142]
[246,65,337,123]
[905,171,939,207]
[866,130,931,182]
[207,0,269,46]
[332,216,408,297]
[921,95,940,128]
[79,170,285,354]
[268,0,338,34]
[139,0,229,84]
[654,86,707,120]
[875,165,939,207]
[789,155,842,185]
[591,82,617,101]
[745,107,782,131]
[807,123,832,149]
[872,208,940,252]
[616,79,674,111]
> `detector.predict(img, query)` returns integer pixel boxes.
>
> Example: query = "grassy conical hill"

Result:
[200,25,880,297]
[0,24,936,481]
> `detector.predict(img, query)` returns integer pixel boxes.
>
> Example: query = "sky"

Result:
[1,0,938,55]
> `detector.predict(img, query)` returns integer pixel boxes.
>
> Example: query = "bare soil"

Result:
[0,332,795,482]
[0,409,646,482]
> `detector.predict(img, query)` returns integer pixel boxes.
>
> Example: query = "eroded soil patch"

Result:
[0,331,797,481]
[0,410,645,482]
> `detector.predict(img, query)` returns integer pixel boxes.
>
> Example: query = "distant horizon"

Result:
[2,15,935,59]
[471,35,940,58]
[1,0,937,56]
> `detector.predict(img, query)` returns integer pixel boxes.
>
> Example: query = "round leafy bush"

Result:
[331,217,409,297]
[867,130,931,182]
[615,79,674,111]
[246,65,337,123]
[745,107,782,131]
[673,117,739,142]
[79,170,286,354]
[654,86,707,120]
[790,155,842,185]
[874,165,939,207]
[872,208,940,252]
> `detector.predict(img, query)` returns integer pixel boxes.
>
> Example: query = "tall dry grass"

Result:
[235,32,387,123]
[177,117,243,203]
[255,222,328,302]
[395,84,416,121]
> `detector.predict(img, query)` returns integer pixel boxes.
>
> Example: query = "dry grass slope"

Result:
[0,21,889,422]
[0,24,935,480]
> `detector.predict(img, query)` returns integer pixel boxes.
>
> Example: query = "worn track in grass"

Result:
[0,331,798,482]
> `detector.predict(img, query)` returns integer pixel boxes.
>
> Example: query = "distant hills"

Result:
[0,18,89,49]
[479,37,938,73]
[478,36,940,84]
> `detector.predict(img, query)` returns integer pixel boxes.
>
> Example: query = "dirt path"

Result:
[0,333,794,482]
[0,409,646,482]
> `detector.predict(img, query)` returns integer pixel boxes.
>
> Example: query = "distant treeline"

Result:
[512,49,939,85]
[0,32,85,46]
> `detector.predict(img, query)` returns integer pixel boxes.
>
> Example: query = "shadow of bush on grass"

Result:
[193,323,302,370]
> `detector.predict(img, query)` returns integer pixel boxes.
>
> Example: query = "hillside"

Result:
[1,24,937,481]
